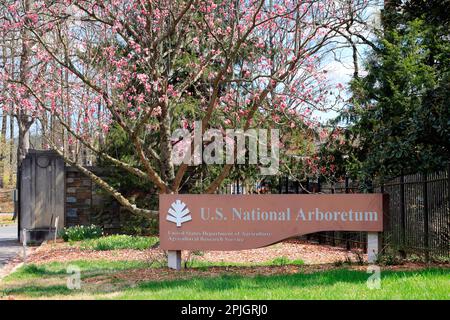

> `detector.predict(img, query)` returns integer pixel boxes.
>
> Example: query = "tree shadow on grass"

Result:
[135,268,449,293]
[3,264,67,281]
[2,285,71,297]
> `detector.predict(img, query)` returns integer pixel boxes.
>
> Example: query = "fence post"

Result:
[365,178,374,254]
[400,172,406,258]
[278,177,282,194]
[380,178,385,251]
[305,177,311,240]
[317,176,323,244]
[344,176,350,250]
[448,162,450,257]
[331,183,335,245]
[423,172,429,262]
[54,216,59,243]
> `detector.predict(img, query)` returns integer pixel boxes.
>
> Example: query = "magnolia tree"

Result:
[0,0,371,216]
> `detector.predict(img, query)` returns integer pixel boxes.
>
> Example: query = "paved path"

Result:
[0,224,20,270]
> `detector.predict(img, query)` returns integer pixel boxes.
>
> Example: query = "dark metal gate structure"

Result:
[18,150,65,242]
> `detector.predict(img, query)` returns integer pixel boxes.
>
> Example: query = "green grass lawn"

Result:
[119,268,450,300]
[1,260,448,300]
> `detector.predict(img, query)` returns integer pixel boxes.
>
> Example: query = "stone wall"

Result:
[65,167,93,226]
[64,167,122,233]
[19,150,156,235]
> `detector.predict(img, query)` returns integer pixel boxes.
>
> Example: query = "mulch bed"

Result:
[83,265,313,284]
[82,262,450,285]
[24,239,364,265]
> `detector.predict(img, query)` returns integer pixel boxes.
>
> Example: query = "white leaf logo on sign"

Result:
[166,200,192,227]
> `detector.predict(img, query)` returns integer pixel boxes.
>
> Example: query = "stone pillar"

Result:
[367,232,381,264]
[168,250,182,270]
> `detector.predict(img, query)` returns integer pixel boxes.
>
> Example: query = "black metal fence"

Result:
[278,177,370,252]
[378,171,450,259]
[273,169,450,260]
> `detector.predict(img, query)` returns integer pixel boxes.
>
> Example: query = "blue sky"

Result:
[313,2,383,123]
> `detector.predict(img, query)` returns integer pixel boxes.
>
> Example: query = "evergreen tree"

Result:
[341,2,450,179]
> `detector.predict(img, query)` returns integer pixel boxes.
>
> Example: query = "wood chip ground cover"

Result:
[21,239,363,265]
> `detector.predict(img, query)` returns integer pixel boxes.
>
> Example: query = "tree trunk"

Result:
[160,104,175,184]
[14,0,34,222]
[0,111,7,188]
[0,47,6,188]
[17,119,31,165]
[0,39,8,188]
[9,112,14,185]
[16,0,33,166]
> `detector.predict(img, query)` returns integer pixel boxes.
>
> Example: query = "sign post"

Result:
[367,232,381,264]
[160,194,387,269]
[168,250,182,270]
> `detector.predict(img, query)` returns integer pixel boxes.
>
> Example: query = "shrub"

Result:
[59,225,103,242]
[80,235,159,251]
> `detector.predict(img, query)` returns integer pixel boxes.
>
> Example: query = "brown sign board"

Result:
[159,194,386,251]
